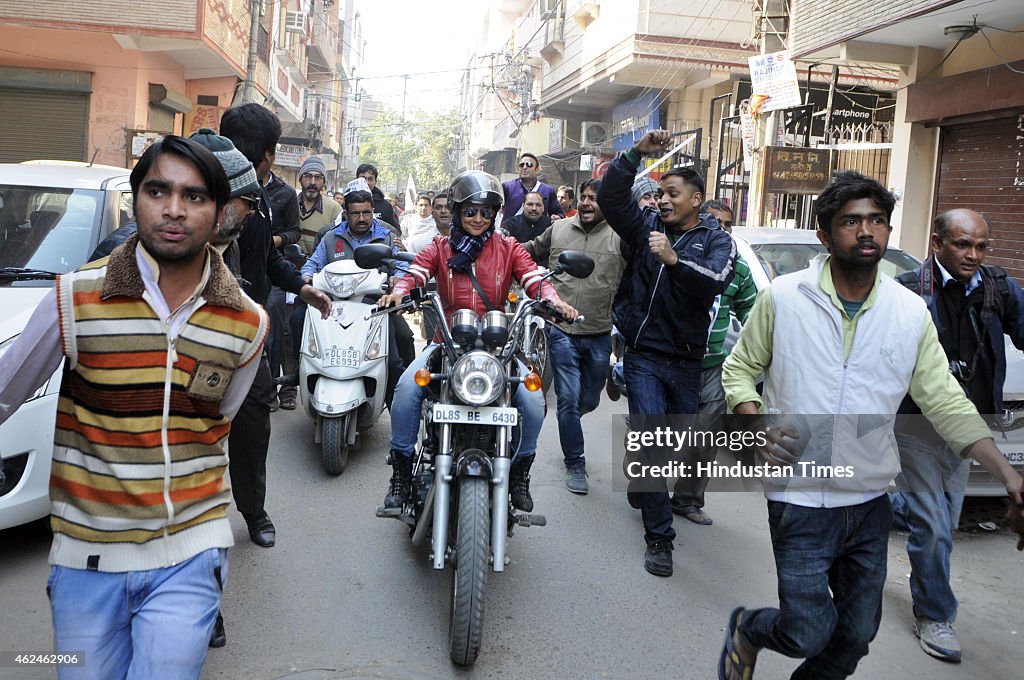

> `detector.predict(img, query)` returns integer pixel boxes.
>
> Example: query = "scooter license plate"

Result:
[432,405,519,426]
[325,347,361,368]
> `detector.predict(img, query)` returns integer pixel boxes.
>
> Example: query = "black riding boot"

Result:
[384,452,413,509]
[509,456,534,512]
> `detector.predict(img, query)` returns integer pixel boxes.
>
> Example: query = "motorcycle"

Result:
[298,249,414,475]
[362,244,594,666]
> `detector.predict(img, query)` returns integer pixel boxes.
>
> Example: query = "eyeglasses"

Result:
[301,173,326,182]
[238,194,260,214]
[348,210,374,218]
[462,206,496,220]
[518,161,536,168]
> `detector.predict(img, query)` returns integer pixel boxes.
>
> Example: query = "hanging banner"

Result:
[612,92,660,152]
[748,51,802,113]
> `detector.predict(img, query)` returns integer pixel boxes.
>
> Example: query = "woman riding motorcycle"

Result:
[377,170,579,513]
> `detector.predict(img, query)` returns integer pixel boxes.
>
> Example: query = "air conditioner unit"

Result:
[285,11,307,34]
[581,121,610,146]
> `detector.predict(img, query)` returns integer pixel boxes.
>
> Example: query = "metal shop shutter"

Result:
[935,115,1024,280]
[0,88,88,163]
[148,104,175,133]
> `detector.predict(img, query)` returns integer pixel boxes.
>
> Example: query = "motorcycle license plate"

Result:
[432,405,519,426]
[325,347,360,368]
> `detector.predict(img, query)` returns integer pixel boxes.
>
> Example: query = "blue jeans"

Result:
[740,496,891,680]
[547,326,612,469]
[622,351,701,545]
[47,548,227,680]
[672,364,727,512]
[389,345,545,459]
[890,433,969,623]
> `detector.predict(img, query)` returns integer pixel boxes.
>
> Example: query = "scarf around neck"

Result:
[447,223,493,273]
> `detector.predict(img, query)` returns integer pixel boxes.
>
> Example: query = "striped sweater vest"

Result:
[50,250,267,572]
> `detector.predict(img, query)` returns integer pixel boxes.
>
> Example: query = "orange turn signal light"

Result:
[523,372,542,392]
[507,291,519,304]
[414,369,432,387]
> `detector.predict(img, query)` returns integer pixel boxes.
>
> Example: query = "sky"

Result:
[354,0,488,114]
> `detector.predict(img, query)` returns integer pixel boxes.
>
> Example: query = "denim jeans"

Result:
[47,548,227,680]
[547,326,612,469]
[890,433,969,623]
[740,495,891,680]
[389,345,545,459]
[622,351,701,545]
[672,364,726,512]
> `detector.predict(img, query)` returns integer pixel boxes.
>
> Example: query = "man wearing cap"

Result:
[632,176,660,211]
[293,185,407,407]
[217,107,332,550]
[87,128,264,267]
[298,156,341,256]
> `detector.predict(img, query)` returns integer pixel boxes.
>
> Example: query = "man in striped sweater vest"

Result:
[0,136,267,679]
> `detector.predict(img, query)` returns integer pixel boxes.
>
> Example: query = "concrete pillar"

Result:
[888,47,941,257]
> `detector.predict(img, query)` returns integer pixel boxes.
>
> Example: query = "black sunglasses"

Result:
[518,161,536,168]
[462,206,496,220]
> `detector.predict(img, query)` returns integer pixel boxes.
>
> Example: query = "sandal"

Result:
[719,607,756,680]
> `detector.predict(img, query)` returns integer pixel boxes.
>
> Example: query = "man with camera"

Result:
[892,207,1024,663]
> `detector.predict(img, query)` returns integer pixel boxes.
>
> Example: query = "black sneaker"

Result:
[605,364,621,402]
[644,540,673,577]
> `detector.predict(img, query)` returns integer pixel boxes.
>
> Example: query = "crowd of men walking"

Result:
[0,103,1022,680]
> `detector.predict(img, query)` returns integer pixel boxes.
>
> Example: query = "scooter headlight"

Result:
[324,271,369,298]
[451,351,505,406]
[364,314,385,360]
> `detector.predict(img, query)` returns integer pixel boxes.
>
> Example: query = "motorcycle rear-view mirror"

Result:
[283,243,304,260]
[393,251,416,263]
[558,251,595,279]
[354,243,393,269]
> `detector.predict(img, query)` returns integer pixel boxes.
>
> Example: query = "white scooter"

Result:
[299,257,393,475]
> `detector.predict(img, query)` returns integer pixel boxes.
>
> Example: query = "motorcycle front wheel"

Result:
[321,414,350,475]
[528,324,553,393]
[448,476,490,666]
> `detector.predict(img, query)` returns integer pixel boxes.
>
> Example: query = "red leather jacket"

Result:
[394,232,563,327]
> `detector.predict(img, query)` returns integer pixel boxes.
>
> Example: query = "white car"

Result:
[0,162,133,529]
[732,227,1024,496]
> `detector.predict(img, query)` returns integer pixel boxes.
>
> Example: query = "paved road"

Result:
[1,392,1022,679]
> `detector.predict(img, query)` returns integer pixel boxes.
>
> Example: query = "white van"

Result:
[0,162,132,529]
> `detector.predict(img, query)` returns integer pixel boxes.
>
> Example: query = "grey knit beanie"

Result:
[631,176,659,204]
[300,156,326,177]
[188,128,260,198]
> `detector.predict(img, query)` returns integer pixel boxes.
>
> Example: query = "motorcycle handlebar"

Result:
[366,298,416,319]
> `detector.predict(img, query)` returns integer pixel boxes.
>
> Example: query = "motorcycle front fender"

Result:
[454,449,492,479]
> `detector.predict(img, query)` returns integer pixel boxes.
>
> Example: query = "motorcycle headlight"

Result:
[324,271,369,298]
[451,351,505,406]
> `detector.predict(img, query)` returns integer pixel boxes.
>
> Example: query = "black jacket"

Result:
[265,172,301,249]
[238,185,306,305]
[597,154,735,360]
[369,186,401,234]
[897,257,1024,414]
[500,213,552,243]
[90,223,138,261]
